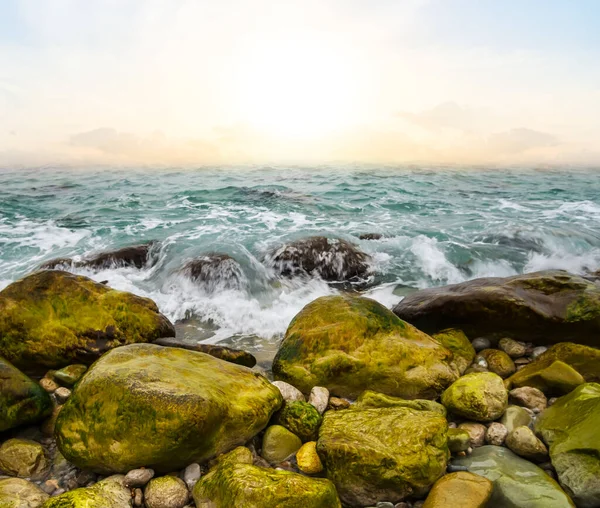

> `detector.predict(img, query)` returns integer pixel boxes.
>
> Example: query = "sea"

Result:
[1,166,599,364]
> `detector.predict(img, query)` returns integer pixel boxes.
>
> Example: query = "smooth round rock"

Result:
[509,386,547,413]
[124,468,155,487]
[500,405,533,433]
[182,463,201,490]
[485,422,508,446]
[261,425,302,464]
[531,346,548,359]
[458,423,487,448]
[442,372,508,422]
[308,386,329,415]
[296,441,324,474]
[499,338,527,358]
[272,381,305,403]
[39,377,59,393]
[0,439,48,479]
[54,387,71,404]
[423,471,493,508]
[479,349,516,379]
[471,338,491,352]
[505,426,548,462]
[275,401,322,442]
[144,476,189,508]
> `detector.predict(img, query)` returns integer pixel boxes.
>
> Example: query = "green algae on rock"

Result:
[272,295,458,399]
[261,425,302,464]
[0,478,49,508]
[317,406,448,506]
[431,328,475,374]
[55,344,282,473]
[0,439,49,480]
[535,383,600,507]
[275,401,322,442]
[153,337,256,367]
[0,356,52,432]
[52,365,87,386]
[193,447,341,508]
[452,445,575,508]
[393,270,600,346]
[0,271,175,372]
[447,428,471,453]
[43,475,132,507]
[478,349,515,379]
[441,372,508,422]
[354,390,446,416]
[423,471,493,508]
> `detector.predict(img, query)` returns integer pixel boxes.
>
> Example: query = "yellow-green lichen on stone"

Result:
[261,425,302,464]
[478,349,515,379]
[0,478,49,508]
[52,365,87,386]
[272,295,458,399]
[432,328,475,374]
[0,439,49,480]
[442,372,508,422]
[275,401,322,442]
[354,390,446,416]
[0,271,175,372]
[43,475,131,507]
[55,344,282,473]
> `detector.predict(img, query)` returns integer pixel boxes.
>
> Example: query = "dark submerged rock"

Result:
[179,253,246,292]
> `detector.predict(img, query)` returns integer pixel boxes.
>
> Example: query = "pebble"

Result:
[328,397,350,410]
[473,355,488,369]
[271,381,305,403]
[531,346,548,359]
[471,338,491,352]
[485,422,508,446]
[394,503,411,508]
[182,463,201,490]
[458,422,487,448]
[509,386,547,413]
[40,377,59,393]
[125,468,155,487]
[505,426,548,462]
[548,397,558,406]
[514,357,531,365]
[498,338,527,358]
[144,476,189,508]
[308,386,329,414]
[376,503,395,508]
[41,479,59,494]
[54,387,72,404]
[134,488,144,507]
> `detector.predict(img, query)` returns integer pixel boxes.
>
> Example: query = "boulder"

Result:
[441,372,508,422]
[393,270,600,346]
[272,295,459,399]
[179,254,246,292]
[431,328,475,374]
[43,475,132,507]
[452,446,575,508]
[535,383,600,507]
[354,390,446,416]
[0,271,174,372]
[0,357,52,432]
[0,478,49,508]
[261,425,302,464]
[0,439,48,479]
[423,472,493,508]
[275,401,322,442]
[55,344,282,473]
[192,447,341,508]
[153,337,256,367]
[316,407,448,506]
[264,236,371,282]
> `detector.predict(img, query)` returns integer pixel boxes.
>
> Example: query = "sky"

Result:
[0,0,599,166]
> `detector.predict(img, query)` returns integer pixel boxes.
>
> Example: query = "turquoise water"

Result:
[1,166,599,353]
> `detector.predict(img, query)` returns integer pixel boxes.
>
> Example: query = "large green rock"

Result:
[193,446,341,508]
[535,383,600,507]
[0,271,175,372]
[275,401,322,442]
[452,445,575,508]
[272,295,458,399]
[441,372,508,422]
[393,270,600,345]
[0,357,52,432]
[354,390,447,416]
[55,344,282,473]
[43,475,131,507]
[507,343,600,393]
[317,406,448,506]
[432,328,475,374]
[0,478,49,508]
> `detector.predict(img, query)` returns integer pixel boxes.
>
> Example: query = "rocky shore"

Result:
[1,240,600,507]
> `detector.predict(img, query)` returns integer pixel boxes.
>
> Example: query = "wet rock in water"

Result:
[423,471,493,508]
[144,476,189,508]
[193,446,341,508]
[273,295,459,399]
[452,446,574,508]
[275,401,322,442]
[153,337,256,368]
[0,271,175,373]
[535,383,600,507]
[271,381,305,403]
[505,426,548,462]
[55,344,282,473]
[355,390,446,416]
[486,422,508,446]
[447,428,471,453]
[0,439,49,479]
[0,477,49,507]
[506,342,600,394]
[308,386,329,414]
[264,236,372,283]
[441,372,508,422]
[478,349,515,378]
[499,338,528,358]
[393,270,600,346]
[358,233,383,240]
[261,425,302,464]
[500,405,533,433]
[471,338,491,352]
[458,423,487,448]
[179,254,246,292]
[316,407,448,506]
[124,468,155,488]
[431,329,475,374]
[43,474,132,507]
[0,357,52,432]
[53,364,87,386]
[510,386,547,413]
[182,463,201,490]
[296,441,323,474]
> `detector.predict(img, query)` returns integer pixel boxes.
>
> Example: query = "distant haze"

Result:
[1,0,599,166]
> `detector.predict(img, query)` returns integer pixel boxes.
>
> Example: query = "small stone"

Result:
[53,364,87,386]
[124,468,155,487]
[41,479,60,494]
[458,423,486,448]
[376,503,395,508]
[478,349,516,378]
[485,422,508,446]
[76,470,97,486]
[548,397,558,406]
[498,338,527,358]
[509,386,547,413]
[471,338,491,352]
[448,428,471,453]
[394,504,410,508]
[531,346,548,359]
[308,386,329,414]
[271,381,305,403]
[134,487,144,507]
[295,441,323,474]
[51,488,66,496]
[473,355,488,369]
[40,377,59,393]
[0,438,49,479]
[500,405,532,433]
[514,357,530,365]
[505,426,548,462]
[144,476,189,508]
[261,425,302,464]
[182,463,201,490]
[54,387,71,404]
[328,396,350,410]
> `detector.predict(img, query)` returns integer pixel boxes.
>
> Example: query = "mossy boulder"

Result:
[192,447,341,508]
[55,344,282,473]
[441,372,508,422]
[317,406,448,506]
[261,425,302,464]
[0,439,48,479]
[423,471,493,508]
[275,401,322,442]
[479,349,515,379]
[0,478,49,507]
[153,337,256,367]
[452,446,575,507]
[432,328,475,374]
[43,475,132,507]
[393,270,600,346]
[535,383,600,507]
[354,390,446,416]
[507,342,600,394]
[52,365,87,386]
[272,295,459,399]
[0,271,175,373]
[0,356,52,432]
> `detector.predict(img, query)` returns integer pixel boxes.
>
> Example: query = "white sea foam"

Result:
[410,236,464,286]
